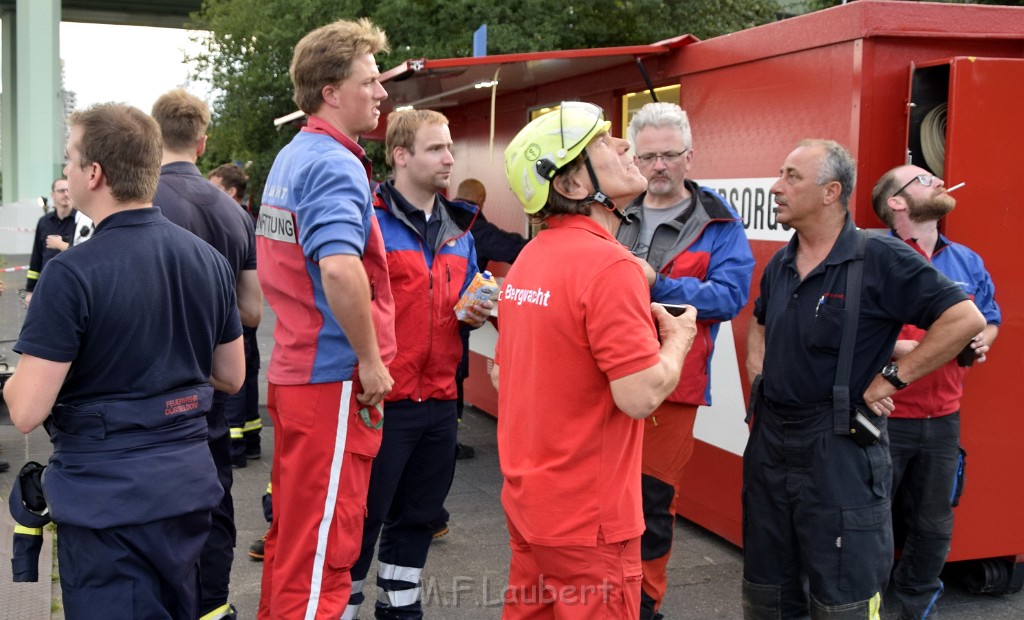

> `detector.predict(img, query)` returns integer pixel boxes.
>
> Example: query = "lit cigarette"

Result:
[946,182,966,193]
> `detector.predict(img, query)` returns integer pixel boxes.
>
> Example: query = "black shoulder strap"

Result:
[833,229,869,435]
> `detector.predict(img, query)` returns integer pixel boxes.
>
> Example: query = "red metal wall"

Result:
[446,1,1024,558]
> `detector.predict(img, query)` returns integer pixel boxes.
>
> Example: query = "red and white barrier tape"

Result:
[1,265,29,273]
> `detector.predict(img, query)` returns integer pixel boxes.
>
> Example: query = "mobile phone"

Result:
[956,342,976,367]
[657,303,687,317]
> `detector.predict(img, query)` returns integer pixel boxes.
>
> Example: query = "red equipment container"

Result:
[378,0,1024,592]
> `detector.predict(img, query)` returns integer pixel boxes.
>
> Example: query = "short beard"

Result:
[645,176,678,198]
[907,192,955,223]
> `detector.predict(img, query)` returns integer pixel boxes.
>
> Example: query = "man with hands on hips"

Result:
[743,139,984,620]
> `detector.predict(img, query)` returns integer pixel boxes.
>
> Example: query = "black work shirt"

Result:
[16,208,241,406]
[26,209,78,292]
[155,162,257,280]
[390,182,444,253]
[752,216,968,408]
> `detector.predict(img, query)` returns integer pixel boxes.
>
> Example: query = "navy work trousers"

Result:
[200,395,236,615]
[57,510,210,620]
[347,398,458,620]
[225,326,262,465]
[889,412,961,619]
[742,398,893,618]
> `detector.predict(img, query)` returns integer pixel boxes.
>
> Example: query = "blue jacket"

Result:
[618,180,754,405]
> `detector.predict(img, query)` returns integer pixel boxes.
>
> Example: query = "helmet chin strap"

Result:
[582,151,632,223]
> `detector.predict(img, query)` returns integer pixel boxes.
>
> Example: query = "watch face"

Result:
[883,364,906,388]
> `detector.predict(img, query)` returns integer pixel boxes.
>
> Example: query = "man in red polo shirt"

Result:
[494,102,698,619]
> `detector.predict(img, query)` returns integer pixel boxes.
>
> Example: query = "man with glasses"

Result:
[616,101,754,620]
[24,179,77,307]
[744,140,984,619]
[871,166,1000,620]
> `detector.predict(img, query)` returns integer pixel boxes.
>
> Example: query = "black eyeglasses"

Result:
[636,150,689,167]
[892,174,935,198]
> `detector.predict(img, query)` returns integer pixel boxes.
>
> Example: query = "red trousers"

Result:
[258,382,382,620]
[640,402,699,612]
[502,516,642,619]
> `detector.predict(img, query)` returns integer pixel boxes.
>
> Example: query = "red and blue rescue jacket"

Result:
[374,181,480,402]
[891,233,1000,419]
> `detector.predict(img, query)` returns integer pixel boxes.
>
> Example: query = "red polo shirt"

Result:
[496,214,661,546]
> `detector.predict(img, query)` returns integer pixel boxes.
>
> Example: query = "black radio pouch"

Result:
[849,408,882,447]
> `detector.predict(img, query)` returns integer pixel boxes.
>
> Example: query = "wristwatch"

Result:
[881,363,909,390]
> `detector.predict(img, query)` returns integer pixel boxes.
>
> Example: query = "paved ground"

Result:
[2,252,1024,618]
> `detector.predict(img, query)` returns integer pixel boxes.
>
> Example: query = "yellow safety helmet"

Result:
[504,101,611,214]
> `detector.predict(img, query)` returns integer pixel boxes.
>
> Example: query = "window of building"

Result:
[621,85,681,128]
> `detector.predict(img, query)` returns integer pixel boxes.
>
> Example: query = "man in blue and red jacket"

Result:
[872,165,1000,620]
[344,109,492,620]
[617,102,754,620]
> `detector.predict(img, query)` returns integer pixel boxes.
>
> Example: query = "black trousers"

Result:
[743,398,893,618]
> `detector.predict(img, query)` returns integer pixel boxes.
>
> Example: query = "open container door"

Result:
[905,56,1024,594]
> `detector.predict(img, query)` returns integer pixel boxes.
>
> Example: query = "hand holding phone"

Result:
[657,303,687,317]
[652,302,698,361]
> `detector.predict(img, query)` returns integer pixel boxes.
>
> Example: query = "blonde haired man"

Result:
[152,87,261,620]
[255,19,397,620]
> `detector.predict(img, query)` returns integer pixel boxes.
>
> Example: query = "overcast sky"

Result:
[60,22,209,113]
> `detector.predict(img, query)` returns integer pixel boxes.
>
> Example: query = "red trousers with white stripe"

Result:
[257,382,382,620]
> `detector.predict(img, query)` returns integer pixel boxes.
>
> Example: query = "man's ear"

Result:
[552,169,589,201]
[196,135,208,158]
[887,194,908,214]
[822,180,842,206]
[392,146,409,168]
[321,83,339,109]
[87,162,104,191]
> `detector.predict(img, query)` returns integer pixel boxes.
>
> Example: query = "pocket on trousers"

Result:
[274,384,316,429]
[864,442,892,499]
[621,555,643,614]
[838,500,890,593]
[327,454,373,572]
[344,397,383,459]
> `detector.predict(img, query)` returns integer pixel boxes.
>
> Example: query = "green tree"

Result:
[191,0,781,196]
[800,0,1022,11]
[370,0,780,60]
[189,0,370,198]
